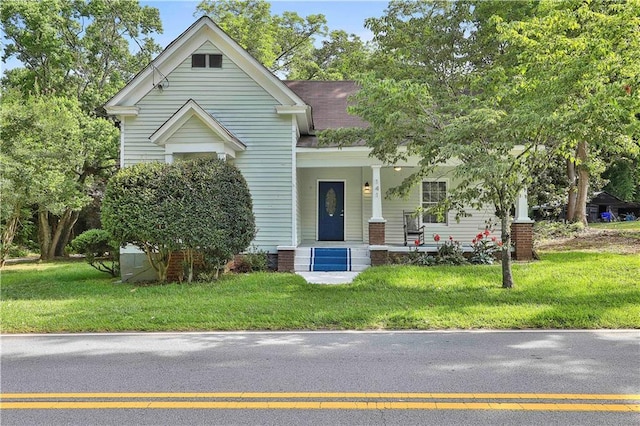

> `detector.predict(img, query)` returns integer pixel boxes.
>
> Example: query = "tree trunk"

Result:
[1,208,22,268]
[38,210,52,260]
[143,244,171,283]
[500,214,514,289]
[184,248,194,283]
[55,210,80,257]
[38,209,73,260]
[573,141,589,227]
[566,158,577,221]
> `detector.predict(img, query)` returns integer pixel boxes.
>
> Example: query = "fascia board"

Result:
[104,106,139,116]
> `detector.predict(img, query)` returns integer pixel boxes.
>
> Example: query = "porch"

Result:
[276,150,534,272]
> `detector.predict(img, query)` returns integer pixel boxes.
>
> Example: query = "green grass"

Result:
[2,251,638,332]
[590,220,640,230]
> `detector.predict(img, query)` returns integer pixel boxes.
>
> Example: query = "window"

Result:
[208,54,222,68]
[422,181,447,224]
[191,54,206,68]
[191,54,223,68]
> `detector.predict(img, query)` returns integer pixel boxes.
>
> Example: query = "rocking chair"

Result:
[403,210,425,246]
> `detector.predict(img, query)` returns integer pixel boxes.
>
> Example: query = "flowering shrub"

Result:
[435,234,467,265]
[470,229,502,265]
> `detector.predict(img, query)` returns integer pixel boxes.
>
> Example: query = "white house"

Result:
[105,17,534,281]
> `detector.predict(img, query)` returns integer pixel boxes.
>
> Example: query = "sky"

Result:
[145,1,389,45]
[1,1,390,73]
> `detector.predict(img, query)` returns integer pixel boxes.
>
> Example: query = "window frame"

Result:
[191,54,206,68]
[191,54,223,69]
[421,180,449,225]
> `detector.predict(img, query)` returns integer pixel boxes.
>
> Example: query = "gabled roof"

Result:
[105,17,312,133]
[149,99,246,153]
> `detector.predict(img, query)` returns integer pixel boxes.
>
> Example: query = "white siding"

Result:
[124,42,293,251]
[379,167,501,245]
[296,168,303,245]
[297,164,499,245]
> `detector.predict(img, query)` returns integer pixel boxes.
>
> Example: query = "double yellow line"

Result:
[2,392,639,412]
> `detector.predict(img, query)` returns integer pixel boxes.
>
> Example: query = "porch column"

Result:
[371,165,383,220]
[217,152,227,161]
[164,153,173,164]
[368,165,386,246]
[512,187,534,261]
[515,187,531,222]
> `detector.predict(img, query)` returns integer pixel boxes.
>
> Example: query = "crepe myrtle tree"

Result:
[102,158,255,283]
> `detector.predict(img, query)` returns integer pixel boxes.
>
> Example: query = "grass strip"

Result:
[1,251,638,332]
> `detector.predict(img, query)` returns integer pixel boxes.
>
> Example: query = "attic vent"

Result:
[191,54,223,68]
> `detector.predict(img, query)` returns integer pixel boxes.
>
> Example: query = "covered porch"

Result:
[275,147,534,272]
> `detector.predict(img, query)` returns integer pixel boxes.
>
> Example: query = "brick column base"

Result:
[369,220,386,245]
[369,248,389,266]
[277,248,295,272]
[511,221,534,261]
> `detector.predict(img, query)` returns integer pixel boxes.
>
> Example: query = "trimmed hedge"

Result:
[102,158,255,282]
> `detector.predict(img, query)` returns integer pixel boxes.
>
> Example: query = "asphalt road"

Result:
[1,330,639,425]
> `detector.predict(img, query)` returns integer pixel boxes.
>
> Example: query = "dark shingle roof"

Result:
[284,81,368,148]
[284,81,368,131]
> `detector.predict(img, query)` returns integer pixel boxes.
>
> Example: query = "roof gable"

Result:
[105,17,311,131]
[150,99,246,153]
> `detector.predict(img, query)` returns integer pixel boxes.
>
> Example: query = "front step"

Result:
[294,247,371,272]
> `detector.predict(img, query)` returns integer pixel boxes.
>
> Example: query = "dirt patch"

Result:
[536,228,640,254]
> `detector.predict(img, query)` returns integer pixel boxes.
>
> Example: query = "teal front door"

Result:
[318,181,344,241]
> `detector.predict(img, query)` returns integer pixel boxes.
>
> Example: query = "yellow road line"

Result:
[2,392,639,400]
[1,401,639,411]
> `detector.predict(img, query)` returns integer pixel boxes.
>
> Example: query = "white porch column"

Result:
[371,165,384,220]
[515,187,532,222]
[217,152,228,161]
[164,153,174,164]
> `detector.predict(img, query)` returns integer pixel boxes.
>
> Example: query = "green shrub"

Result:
[470,230,501,265]
[102,158,255,283]
[435,236,468,265]
[534,221,584,242]
[234,246,269,273]
[71,229,119,277]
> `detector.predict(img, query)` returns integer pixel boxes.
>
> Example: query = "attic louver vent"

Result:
[191,54,222,68]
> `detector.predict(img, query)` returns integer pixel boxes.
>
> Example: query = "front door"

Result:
[318,181,345,241]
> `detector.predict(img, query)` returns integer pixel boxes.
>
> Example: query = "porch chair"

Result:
[403,210,425,246]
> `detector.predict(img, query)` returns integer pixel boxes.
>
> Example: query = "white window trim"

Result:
[421,178,449,226]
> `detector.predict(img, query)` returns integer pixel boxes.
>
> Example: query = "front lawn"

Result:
[590,220,640,230]
[1,251,638,332]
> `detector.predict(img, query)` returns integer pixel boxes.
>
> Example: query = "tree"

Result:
[1,0,163,112]
[287,30,372,80]
[321,75,543,289]
[1,0,162,257]
[0,92,119,262]
[102,159,255,283]
[321,1,548,288]
[602,158,640,202]
[195,0,327,76]
[495,0,640,225]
